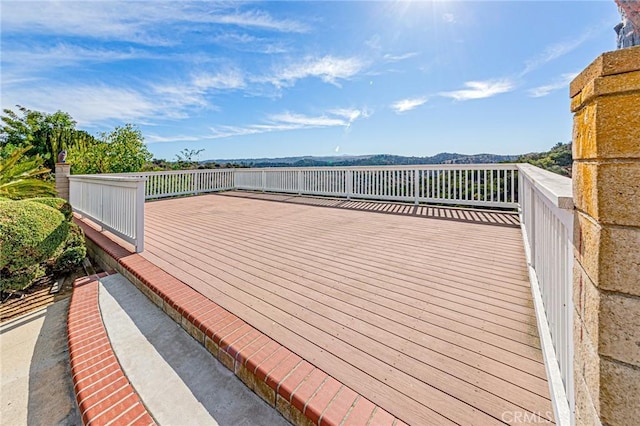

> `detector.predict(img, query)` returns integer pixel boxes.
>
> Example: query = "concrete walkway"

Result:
[0,299,80,426]
[99,274,288,426]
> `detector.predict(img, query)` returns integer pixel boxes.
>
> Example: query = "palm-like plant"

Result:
[0,145,56,199]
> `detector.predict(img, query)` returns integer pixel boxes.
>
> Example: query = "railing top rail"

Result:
[117,169,233,177]
[235,163,520,172]
[516,163,573,210]
[69,174,147,183]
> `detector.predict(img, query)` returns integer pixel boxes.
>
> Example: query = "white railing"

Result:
[69,175,146,252]
[517,164,574,426]
[235,164,519,208]
[121,169,234,199]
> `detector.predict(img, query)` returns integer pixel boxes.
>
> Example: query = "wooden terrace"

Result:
[136,191,553,425]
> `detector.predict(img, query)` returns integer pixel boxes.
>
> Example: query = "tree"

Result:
[0,145,56,199]
[67,124,152,174]
[1,106,97,169]
[174,148,205,170]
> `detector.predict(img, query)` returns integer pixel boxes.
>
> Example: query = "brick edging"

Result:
[68,272,156,426]
[76,217,406,426]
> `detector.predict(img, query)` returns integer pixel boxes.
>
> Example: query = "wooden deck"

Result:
[141,192,553,425]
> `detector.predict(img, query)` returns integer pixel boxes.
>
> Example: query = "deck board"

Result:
[141,193,554,425]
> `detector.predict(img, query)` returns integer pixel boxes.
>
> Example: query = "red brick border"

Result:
[77,217,407,426]
[68,272,156,426]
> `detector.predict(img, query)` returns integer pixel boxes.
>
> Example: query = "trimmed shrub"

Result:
[52,222,86,273]
[0,264,45,292]
[27,197,73,220]
[0,200,68,291]
[1,198,86,293]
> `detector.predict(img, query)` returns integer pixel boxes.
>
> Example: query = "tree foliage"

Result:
[67,124,153,174]
[174,148,205,170]
[516,143,572,177]
[1,106,97,169]
[2,107,153,175]
[0,145,56,199]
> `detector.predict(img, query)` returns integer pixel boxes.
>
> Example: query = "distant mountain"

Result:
[207,153,518,168]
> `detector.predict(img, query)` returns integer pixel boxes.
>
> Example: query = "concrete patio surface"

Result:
[0,299,80,426]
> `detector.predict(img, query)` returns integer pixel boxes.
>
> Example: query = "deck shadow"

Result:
[217,190,521,228]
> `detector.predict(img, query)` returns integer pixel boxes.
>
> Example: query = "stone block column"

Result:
[570,46,640,426]
[55,163,71,201]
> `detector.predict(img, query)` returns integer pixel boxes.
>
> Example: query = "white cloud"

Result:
[390,97,428,113]
[528,72,579,98]
[439,79,515,101]
[365,35,382,50]
[0,2,308,46]
[146,134,203,143]
[383,52,419,62]
[149,70,246,114]
[521,31,592,76]
[192,71,246,91]
[1,85,160,125]
[210,32,289,54]
[1,70,248,126]
[268,112,346,127]
[1,43,153,72]
[442,13,456,23]
[207,10,308,33]
[207,108,371,140]
[329,108,371,128]
[263,56,366,87]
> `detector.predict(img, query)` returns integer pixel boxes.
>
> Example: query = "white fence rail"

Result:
[121,169,234,199]
[517,164,574,426]
[235,164,519,208]
[69,175,146,252]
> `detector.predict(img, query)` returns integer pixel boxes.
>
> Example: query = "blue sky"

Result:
[1,1,620,161]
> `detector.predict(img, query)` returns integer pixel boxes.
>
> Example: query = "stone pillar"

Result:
[55,163,71,201]
[570,46,640,426]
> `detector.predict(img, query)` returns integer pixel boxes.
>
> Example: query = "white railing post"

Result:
[298,170,302,195]
[346,170,352,199]
[529,182,536,269]
[414,169,419,205]
[135,178,145,252]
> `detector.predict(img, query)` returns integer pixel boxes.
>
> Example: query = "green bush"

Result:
[0,197,87,292]
[0,200,68,270]
[52,222,86,273]
[0,264,45,292]
[0,200,68,291]
[27,197,73,220]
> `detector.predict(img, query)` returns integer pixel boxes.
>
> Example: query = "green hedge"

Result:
[52,222,86,273]
[27,197,73,220]
[0,198,85,292]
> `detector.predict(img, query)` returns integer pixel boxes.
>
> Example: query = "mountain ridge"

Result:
[206,152,519,168]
